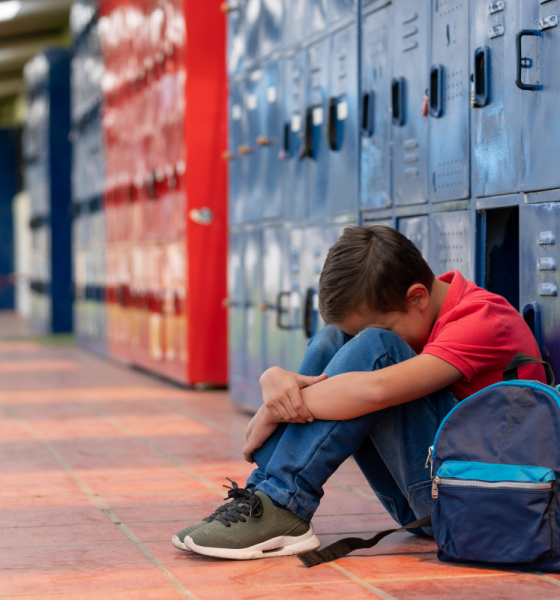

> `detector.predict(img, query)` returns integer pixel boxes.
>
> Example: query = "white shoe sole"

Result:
[171,535,190,551]
[184,524,321,560]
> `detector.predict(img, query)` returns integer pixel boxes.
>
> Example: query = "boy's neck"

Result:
[429,278,452,326]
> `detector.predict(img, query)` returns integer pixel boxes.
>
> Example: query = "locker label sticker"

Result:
[313,107,324,125]
[539,257,557,271]
[540,282,558,297]
[291,114,301,132]
[539,14,558,30]
[489,24,505,38]
[337,101,348,121]
[247,94,257,110]
[232,104,241,120]
[489,1,504,14]
[267,86,277,103]
[539,230,556,244]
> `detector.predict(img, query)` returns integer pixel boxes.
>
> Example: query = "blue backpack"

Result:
[299,353,559,571]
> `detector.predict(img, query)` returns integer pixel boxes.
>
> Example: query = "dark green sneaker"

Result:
[172,479,249,551]
[184,489,320,559]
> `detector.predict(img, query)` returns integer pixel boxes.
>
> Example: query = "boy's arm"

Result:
[300,354,463,421]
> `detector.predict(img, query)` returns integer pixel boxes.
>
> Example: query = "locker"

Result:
[226,0,246,76]
[229,79,245,225]
[306,37,330,219]
[229,231,246,380]
[282,50,306,220]
[262,226,285,370]
[360,4,392,211]
[261,0,283,58]
[518,4,560,194]
[520,203,560,377]
[327,24,359,216]
[308,0,328,36]
[470,0,520,197]
[391,0,429,206]
[260,59,283,219]
[243,69,264,221]
[245,0,262,63]
[286,0,306,48]
[429,0,470,202]
[398,215,429,259]
[429,210,474,279]
[330,0,356,23]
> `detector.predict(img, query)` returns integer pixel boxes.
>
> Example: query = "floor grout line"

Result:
[329,562,399,599]
[3,404,199,600]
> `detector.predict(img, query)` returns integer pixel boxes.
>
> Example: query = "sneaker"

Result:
[184,488,320,560]
[172,479,249,551]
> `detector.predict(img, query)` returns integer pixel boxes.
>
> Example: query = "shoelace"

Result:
[201,479,247,523]
[214,481,263,527]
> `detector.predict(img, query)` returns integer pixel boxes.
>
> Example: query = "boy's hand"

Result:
[243,406,280,463]
[259,367,328,424]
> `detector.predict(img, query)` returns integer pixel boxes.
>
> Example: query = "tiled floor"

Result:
[0,313,559,599]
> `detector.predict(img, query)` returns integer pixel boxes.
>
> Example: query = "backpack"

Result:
[299,353,559,571]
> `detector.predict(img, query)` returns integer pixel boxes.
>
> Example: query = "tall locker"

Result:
[470,0,520,198]
[519,203,560,378]
[285,0,306,48]
[225,0,245,76]
[229,79,245,225]
[261,0,283,58]
[360,3,392,211]
[330,0,356,23]
[0,129,18,310]
[327,24,359,216]
[429,0,470,202]
[391,0,430,206]
[245,0,262,63]
[429,211,474,279]
[398,215,429,259]
[228,230,246,399]
[308,0,328,36]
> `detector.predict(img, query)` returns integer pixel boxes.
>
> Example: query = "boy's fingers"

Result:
[288,388,313,423]
[296,373,328,388]
[271,402,291,422]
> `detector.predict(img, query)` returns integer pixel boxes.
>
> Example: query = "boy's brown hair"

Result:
[319,225,435,323]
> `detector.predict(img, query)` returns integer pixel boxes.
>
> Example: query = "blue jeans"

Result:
[246,325,458,532]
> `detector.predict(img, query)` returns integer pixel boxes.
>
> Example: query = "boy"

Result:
[172,225,546,559]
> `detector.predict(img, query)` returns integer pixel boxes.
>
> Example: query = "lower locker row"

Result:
[229,203,560,411]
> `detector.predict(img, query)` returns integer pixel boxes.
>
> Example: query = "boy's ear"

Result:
[406,284,430,311]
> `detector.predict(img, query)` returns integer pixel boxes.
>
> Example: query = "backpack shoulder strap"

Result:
[503,352,555,387]
[297,515,432,567]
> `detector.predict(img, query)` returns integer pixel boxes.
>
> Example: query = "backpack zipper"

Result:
[432,475,554,499]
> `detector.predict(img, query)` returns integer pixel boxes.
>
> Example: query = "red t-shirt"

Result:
[422,271,546,400]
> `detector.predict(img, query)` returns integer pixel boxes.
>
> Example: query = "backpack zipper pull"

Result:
[432,475,440,499]
[425,445,434,479]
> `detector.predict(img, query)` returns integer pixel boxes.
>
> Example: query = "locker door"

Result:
[520,203,560,376]
[330,0,355,23]
[391,0,429,206]
[308,0,328,36]
[283,51,306,220]
[470,0,520,197]
[261,59,283,219]
[307,37,330,219]
[262,226,285,369]
[327,24,359,216]
[398,215,428,259]
[519,4,560,193]
[228,231,245,379]
[360,5,392,211]
[261,0,283,58]
[245,0,262,62]
[229,80,245,225]
[227,1,245,76]
[286,0,306,48]
[243,69,264,222]
[429,211,473,279]
[429,0,470,202]
[244,229,264,384]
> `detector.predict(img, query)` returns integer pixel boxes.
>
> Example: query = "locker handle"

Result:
[429,65,443,118]
[304,288,315,339]
[522,302,542,349]
[473,46,490,107]
[298,107,313,160]
[276,291,292,330]
[361,90,374,136]
[256,136,271,146]
[326,97,338,151]
[282,122,291,157]
[515,30,541,91]
[391,77,404,126]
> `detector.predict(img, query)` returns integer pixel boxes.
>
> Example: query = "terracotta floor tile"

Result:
[0,361,79,373]
[0,419,34,440]
[0,471,82,497]
[313,512,399,535]
[0,506,109,528]
[319,531,438,556]
[28,418,125,440]
[105,491,222,511]
[125,521,194,543]
[0,542,146,569]
[188,462,255,489]
[0,565,168,595]
[1,523,127,547]
[3,590,184,600]
[114,415,216,436]
[167,555,347,589]
[375,573,558,600]
[146,541,191,564]
[0,341,40,352]
[0,495,92,510]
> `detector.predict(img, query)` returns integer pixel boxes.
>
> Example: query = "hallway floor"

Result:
[0,312,559,599]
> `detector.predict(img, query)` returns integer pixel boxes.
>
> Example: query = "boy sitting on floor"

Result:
[172,225,546,559]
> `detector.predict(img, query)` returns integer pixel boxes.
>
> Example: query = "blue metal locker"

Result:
[360,4,392,211]
[228,230,246,400]
[330,0,356,23]
[245,0,262,63]
[261,0,283,58]
[518,4,560,194]
[282,50,306,220]
[470,0,520,198]
[308,0,328,36]
[429,0,470,202]
[226,0,246,76]
[391,0,429,206]
[285,0,306,48]
[0,129,18,310]
[262,225,285,370]
[306,36,330,219]
[261,59,283,219]
[327,24,359,217]
[429,210,474,279]
[398,215,429,259]
[519,203,560,377]
[229,79,245,225]
[243,68,264,222]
